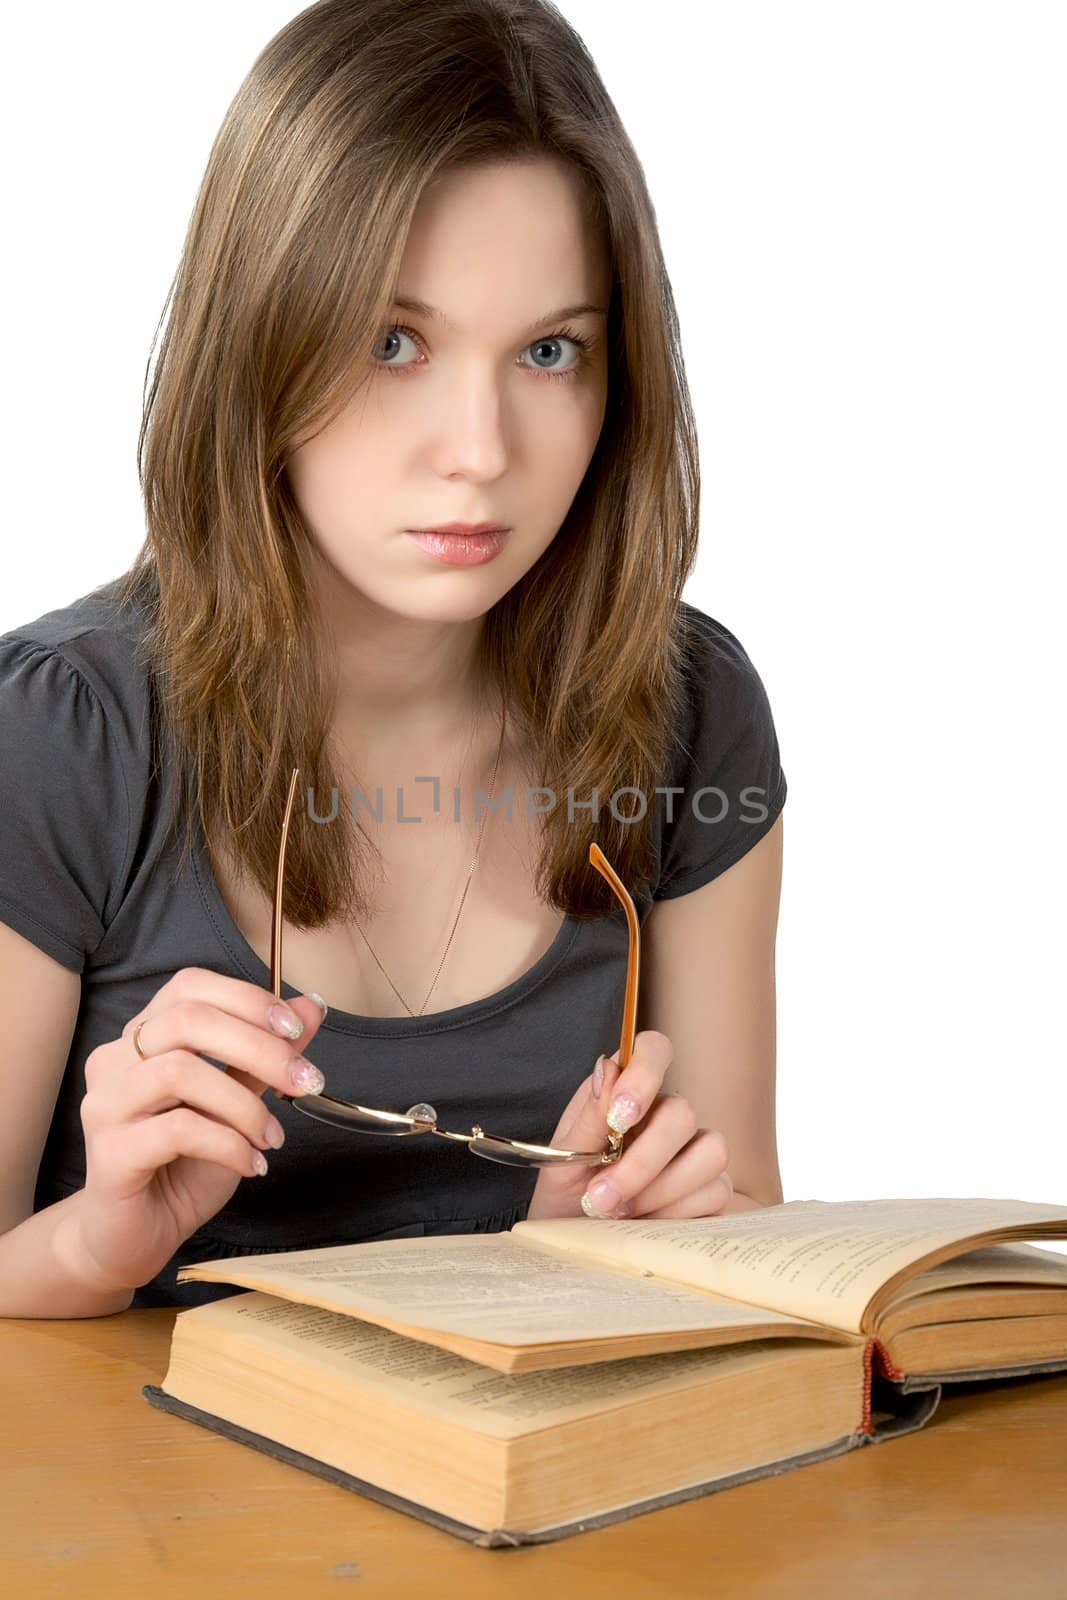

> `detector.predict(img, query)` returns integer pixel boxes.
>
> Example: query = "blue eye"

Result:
[373,324,596,383]
[373,326,420,369]
[517,329,595,381]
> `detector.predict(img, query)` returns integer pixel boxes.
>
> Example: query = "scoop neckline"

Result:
[190,823,582,1039]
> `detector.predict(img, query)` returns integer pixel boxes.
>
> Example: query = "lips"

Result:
[406,521,510,536]
[404,527,510,566]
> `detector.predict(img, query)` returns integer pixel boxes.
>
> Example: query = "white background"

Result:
[2,2,1064,1229]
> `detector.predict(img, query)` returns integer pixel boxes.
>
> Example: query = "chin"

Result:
[402,589,509,625]
[353,578,510,627]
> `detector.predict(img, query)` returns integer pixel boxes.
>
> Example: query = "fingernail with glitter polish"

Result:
[581,1178,620,1218]
[308,992,329,1021]
[606,1093,640,1134]
[290,1056,326,1095]
[592,1055,605,1100]
[269,1002,304,1040]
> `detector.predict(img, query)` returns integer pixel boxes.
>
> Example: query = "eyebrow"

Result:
[391,295,608,337]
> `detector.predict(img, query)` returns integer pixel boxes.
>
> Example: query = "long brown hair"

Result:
[113,0,700,926]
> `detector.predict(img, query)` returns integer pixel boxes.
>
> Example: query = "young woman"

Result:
[0,0,786,1316]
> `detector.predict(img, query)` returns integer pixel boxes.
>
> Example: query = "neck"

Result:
[311,561,497,736]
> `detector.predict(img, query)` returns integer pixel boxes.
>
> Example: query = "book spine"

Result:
[860,1337,908,1435]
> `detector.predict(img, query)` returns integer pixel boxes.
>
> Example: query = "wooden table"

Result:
[3,1308,1066,1598]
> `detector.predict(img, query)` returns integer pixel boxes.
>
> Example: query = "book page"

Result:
[177,1294,832,1441]
[889,1242,1067,1301]
[177,1232,817,1350]
[513,1197,1067,1334]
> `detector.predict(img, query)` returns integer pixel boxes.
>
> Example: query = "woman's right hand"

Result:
[72,967,329,1295]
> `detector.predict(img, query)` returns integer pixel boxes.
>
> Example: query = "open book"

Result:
[142,1197,1067,1546]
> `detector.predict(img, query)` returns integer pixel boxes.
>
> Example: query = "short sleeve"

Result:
[0,637,132,972]
[654,607,787,899]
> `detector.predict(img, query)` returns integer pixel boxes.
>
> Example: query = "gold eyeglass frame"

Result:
[266,767,636,1168]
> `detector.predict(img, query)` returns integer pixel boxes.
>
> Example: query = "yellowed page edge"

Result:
[170,1293,849,1442]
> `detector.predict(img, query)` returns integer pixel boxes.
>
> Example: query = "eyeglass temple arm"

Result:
[256,768,305,1107]
[588,841,639,1072]
[270,766,303,1003]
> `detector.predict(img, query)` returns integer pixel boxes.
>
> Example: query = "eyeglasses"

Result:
[266,768,637,1168]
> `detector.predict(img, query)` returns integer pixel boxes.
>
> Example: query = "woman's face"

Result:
[286,157,611,628]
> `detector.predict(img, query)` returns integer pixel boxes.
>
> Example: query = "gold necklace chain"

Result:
[352,692,508,1017]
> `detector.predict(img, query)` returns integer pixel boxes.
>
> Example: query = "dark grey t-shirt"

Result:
[0,579,786,1307]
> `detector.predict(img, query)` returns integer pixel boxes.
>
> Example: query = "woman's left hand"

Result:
[525,1030,733,1222]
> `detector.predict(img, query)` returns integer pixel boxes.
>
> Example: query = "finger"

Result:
[92,1107,271,1194]
[580,1094,698,1217]
[553,1048,621,1147]
[122,967,327,1075]
[639,1171,734,1220]
[601,1029,673,1136]
[83,1049,289,1155]
[555,1029,670,1157]
[130,1000,325,1102]
[120,974,328,1101]
[622,1128,730,1217]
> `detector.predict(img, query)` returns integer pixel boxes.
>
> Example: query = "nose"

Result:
[430,365,510,483]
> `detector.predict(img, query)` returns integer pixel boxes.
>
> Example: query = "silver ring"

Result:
[132,1019,149,1061]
